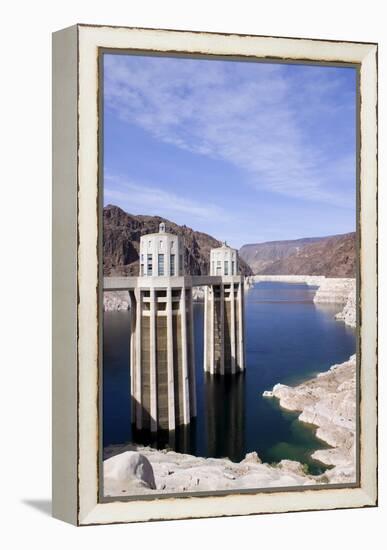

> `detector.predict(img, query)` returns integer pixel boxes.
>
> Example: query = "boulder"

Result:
[104,451,156,493]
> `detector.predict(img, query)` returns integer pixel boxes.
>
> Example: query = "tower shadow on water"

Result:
[204,371,245,462]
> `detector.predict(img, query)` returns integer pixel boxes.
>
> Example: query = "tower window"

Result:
[170,254,175,276]
[224,261,229,275]
[179,254,183,275]
[232,260,235,275]
[216,261,221,275]
[158,254,164,276]
[147,254,153,275]
[140,264,144,276]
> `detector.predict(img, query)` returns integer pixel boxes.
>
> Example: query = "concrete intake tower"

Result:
[104,226,246,435]
[129,223,196,433]
[203,242,246,374]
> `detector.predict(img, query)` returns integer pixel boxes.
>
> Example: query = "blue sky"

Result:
[103,53,357,248]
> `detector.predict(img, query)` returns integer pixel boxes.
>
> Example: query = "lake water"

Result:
[103,282,356,474]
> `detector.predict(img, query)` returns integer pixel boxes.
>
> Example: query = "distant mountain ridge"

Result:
[239,236,325,273]
[103,205,253,277]
[239,233,356,277]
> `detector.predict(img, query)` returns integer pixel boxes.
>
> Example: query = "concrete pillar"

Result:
[129,291,136,419]
[230,281,236,374]
[203,286,208,372]
[237,281,244,371]
[135,288,142,429]
[149,288,157,432]
[241,280,245,370]
[210,286,215,374]
[189,288,197,417]
[166,287,175,431]
[180,287,190,424]
[220,283,225,375]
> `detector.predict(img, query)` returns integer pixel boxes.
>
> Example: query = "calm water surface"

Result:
[103,282,356,474]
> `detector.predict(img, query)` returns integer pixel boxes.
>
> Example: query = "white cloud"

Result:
[104,55,355,207]
[104,174,225,222]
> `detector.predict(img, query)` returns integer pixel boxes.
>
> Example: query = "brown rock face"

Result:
[239,237,324,273]
[103,205,253,277]
[256,233,356,277]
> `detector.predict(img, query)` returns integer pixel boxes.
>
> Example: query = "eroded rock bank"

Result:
[313,277,355,306]
[313,277,356,328]
[263,354,356,484]
[104,291,130,311]
[335,285,356,328]
[253,275,356,328]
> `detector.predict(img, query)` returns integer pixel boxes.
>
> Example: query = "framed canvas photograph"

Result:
[52,24,378,525]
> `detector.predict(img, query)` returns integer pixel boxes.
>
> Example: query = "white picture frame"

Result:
[52,24,378,525]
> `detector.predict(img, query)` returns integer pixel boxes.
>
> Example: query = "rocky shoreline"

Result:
[104,291,130,312]
[103,445,319,496]
[335,285,356,328]
[313,277,355,306]
[263,354,356,484]
[103,278,356,495]
[104,357,356,496]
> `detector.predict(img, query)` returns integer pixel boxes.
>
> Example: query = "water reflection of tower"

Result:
[204,371,245,462]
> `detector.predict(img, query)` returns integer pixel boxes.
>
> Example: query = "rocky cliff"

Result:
[313,277,355,306]
[240,232,356,277]
[104,205,253,277]
[240,237,324,273]
[335,286,356,328]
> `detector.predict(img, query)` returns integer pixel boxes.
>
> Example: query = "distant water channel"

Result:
[103,282,356,475]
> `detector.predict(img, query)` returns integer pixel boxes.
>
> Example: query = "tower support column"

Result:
[166,286,175,430]
[237,280,245,371]
[203,285,208,372]
[220,283,225,375]
[129,291,136,419]
[210,286,215,374]
[180,286,190,424]
[150,288,157,432]
[134,288,142,429]
[189,288,197,417]
[230,281,236,374]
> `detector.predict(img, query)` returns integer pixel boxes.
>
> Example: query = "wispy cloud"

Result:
[104,174,225,222]
[104,55,356,208]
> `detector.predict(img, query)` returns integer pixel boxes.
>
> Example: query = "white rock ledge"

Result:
[104,291,130,311]
[313,278,355,310]
[103,445,320,497]
[263,354,356,485]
